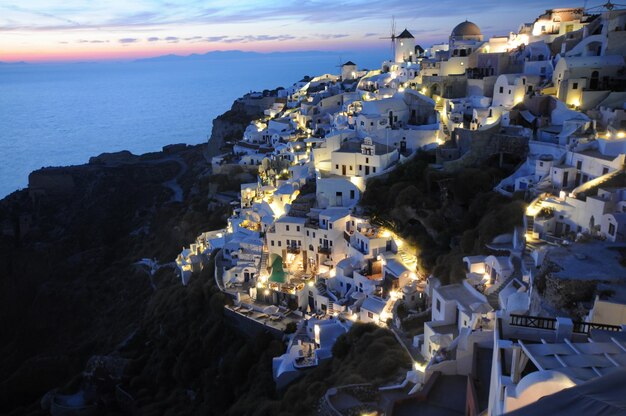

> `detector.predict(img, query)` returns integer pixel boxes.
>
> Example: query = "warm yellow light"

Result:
[617,132,625,139]
[413,362,426,372]
[421,87,427,94]
[264,289,270,296]
[257,282,264,288]
[308,281,314,287]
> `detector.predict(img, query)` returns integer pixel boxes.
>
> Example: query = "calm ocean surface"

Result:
[0,51,385,198]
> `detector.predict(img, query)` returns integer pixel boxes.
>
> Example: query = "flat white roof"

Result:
[275,215,307,224]
[520,338,626,382]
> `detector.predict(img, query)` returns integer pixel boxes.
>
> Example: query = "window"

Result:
[329,223,333,229]
[373,167,377,173]
[335,164,339,169]
[436,298,441,312]
[572,82,578,90]
[508,89,512,95]
[499,86,504,93]
[297,226,300,232]
[602,167,609,175]
[366,157,369,163]
[359,165,362,170]
[306,230,309,236]
[350,190,355,199]
[540,162,544,167]
[278,241,282,247]
[367,311,374,319]
[576,160,582,170]
[271,240,275,246]
[349,166,353,170]
[609,223,616,236]
[286,225,290,231]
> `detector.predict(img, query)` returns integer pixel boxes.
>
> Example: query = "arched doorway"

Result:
[590,71,599,90]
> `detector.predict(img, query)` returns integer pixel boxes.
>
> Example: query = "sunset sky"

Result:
[1,0,580,62]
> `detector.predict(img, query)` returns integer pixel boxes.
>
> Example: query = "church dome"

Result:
[451,20,482,38]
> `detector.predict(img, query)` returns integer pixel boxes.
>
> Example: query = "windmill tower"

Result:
[380,17,398,62]
[336,57,357,81]
[585,1,626,11]
[380,17,415,63]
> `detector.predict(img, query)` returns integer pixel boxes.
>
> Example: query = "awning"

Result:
[520,110,536,123]
[269,256,287,283]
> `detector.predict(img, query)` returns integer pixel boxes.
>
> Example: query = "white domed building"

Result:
[449,20,484,56]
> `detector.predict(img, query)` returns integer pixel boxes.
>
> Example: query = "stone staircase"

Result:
[315,282,328,297]
[291,322,309,343]
[397,248,417,268]
[525,215,534,234]
[441,123,451,139]
[486,257,521,309]
[258,250,268,275]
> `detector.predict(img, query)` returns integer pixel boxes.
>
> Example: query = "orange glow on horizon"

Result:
[1,38,377,63]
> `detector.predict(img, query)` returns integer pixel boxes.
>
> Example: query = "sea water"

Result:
[0,50,386,198]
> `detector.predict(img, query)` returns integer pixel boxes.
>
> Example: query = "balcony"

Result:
[286,245,301,254]
[318,246,332,255]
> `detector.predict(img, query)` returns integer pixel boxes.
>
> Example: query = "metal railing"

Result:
[573,321,622,335]
[510,314,623,335]
[318,246,332,255]
[509,314,557,330]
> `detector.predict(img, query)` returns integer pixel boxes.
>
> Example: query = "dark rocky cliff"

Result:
[0,92,410,416]
[0,92,261,414]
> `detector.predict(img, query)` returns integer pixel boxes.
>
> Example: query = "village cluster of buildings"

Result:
[177,5,626,415]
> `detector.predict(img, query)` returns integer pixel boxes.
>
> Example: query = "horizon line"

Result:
[0,46,391,65]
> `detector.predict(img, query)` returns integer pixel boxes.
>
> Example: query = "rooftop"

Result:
[546,242,626,282]
[436,283,487,314]
[519,337,626,382]
[335,139,396,155]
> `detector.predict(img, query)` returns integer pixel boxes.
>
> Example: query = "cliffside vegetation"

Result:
[0,124,409,415]
[361,151,526,284]
[0,145,230,414]
[112,263,409,416]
